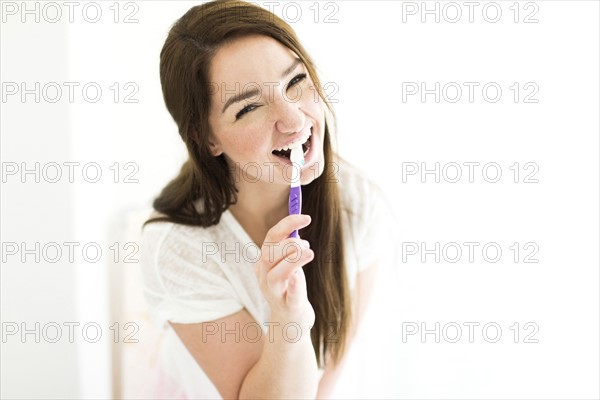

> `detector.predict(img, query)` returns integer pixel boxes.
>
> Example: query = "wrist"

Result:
[263,318,313,345]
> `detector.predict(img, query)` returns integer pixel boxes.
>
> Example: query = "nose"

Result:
[274,97,306,135]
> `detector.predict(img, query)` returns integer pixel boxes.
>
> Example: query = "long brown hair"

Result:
[145,0,350,367]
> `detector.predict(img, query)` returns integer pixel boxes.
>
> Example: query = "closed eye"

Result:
[287,73,307,89]
[235,103,259,120]
[235,73,307,120]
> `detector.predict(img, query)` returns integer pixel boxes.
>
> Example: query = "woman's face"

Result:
[207,34,326,187]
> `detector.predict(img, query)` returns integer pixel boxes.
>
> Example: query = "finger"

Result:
[263,214,311,246]
[261,237,310,269]
[266,248,314,293]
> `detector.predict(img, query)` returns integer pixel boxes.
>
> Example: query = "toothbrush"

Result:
[289,144,304,238]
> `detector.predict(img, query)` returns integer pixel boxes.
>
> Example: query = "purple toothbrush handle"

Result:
[288,186,302,238]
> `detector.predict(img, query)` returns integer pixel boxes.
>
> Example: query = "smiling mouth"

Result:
[272,128,312,160]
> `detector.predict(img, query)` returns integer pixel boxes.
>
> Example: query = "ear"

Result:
[207,134,223,157]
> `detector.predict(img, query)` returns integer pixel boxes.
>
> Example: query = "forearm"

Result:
[239,319,319,399]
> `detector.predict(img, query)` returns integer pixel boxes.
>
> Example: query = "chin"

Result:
[300,155,325,186]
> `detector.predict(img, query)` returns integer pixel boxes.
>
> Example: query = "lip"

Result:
[273,127,312,152]
[272,130,314,167]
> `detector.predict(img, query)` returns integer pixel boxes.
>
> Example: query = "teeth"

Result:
[274,130,311,152]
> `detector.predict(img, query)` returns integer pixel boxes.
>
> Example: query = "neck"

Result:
[228,176,290,244]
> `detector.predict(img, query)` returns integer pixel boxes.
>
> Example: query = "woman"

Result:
[140,0,391,398]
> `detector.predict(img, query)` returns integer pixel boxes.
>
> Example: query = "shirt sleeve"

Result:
[140,222,244,324]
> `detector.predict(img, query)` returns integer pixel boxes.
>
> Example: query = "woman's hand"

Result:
[254,214,315,331]
[169,213,319,400]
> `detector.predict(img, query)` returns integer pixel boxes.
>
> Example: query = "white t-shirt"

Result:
[139,160,393,399]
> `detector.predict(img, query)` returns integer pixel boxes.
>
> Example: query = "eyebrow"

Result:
[221,58,303,114]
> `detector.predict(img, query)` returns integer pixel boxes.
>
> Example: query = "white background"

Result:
[1,1,599,399]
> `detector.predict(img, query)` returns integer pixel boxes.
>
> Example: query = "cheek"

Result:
[301,96,326,129]
[303,82,326,108]
[225,130,271,160]
[229,139,254,159]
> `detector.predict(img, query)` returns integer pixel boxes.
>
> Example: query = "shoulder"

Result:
[139,210,245,323]
[335,157,390,224]
[140,210,228,257]
[334,158,398,268]
[140,217,201,263]
[139,210,231,286]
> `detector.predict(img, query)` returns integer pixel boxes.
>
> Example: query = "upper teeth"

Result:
[275,130,311,152]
